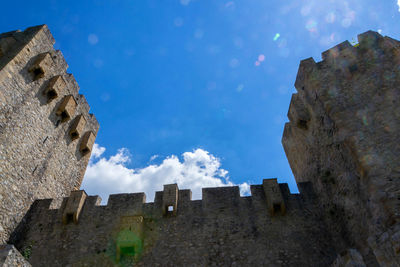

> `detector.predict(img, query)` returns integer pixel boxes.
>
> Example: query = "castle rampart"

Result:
[11,181,337,266]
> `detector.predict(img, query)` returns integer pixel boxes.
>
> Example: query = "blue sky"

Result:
[2,1,400,202]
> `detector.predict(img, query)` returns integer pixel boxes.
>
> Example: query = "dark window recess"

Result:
[81,148,90,155]
[55,120,61,127]
[349,64,358,73]
[297,119,308,130]
[70,131,79,140]
[46,90,57,100]
[60,111,69,122]
[32,67,44,80]
[65,213,74,224]
[273,204,281,214]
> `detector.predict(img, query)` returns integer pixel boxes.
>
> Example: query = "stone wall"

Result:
[0,25,99,244]
[282,31,400,265]
[2,25,399,266]
[12,182,336,266]
[0,244,31,267]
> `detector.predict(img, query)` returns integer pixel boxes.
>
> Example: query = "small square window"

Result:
[168,205,174,212]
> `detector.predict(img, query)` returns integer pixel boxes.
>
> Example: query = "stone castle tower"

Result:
[0,25,98,245]
[0,26,399,266]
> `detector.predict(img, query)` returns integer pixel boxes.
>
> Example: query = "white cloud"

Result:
[91,143,105,159]
[81,144,251,204]
[398,0,400,12]
[149,154,159,161]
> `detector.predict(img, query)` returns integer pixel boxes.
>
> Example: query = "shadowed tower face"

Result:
[0,25,99,244]
[282,31,400,265]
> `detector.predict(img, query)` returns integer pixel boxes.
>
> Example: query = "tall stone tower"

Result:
[0,25,99,244]
[282,31,400,265]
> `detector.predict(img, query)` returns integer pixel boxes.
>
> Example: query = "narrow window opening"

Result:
[349,64,358,73]
[70,131,79,140]
[43,136,48,144]
[60,111,69,122]
[32,67,44,80]
[55,120,61,127]
[273,204,281,214]
[297,119,308,130]
[65,213,74,224]
[46,90,57,100]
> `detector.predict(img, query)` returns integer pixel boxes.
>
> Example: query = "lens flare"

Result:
[305,19,318,32]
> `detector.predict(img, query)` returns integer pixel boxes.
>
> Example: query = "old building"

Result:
[0,25,398,266]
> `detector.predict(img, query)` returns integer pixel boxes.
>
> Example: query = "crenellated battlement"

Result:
[27,179,314,225]
[11,180,332,266]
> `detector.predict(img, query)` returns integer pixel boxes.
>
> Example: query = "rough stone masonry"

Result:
[0,25,399,266]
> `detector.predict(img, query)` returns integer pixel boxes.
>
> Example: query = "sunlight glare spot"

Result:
[180,0,191,6]
[341,18,352,28]
[194,29,204,39]
[88,34,98,45]
[300,6,311,16]
[234,37,243,48]
[254,61,260,67]
[174,17,184,27]
[225,1,235,8]
[236,84,244,92]
[258,54,265,62]
[273,33,280,41]
[325,12,335,23]
[305,19,318,32]
[229,58,239,68]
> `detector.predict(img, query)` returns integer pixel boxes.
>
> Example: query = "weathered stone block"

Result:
[62,190,87,225]
[0,244,31,267]
[321,40,353,61]
[56,95,77,122]
[43,75,66,102]
[69,115,86,140]
[28,52,52,80]
[357,30,381,48]
[162,184,178,216]
[263,179,286,215]
[79,131,95,155]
